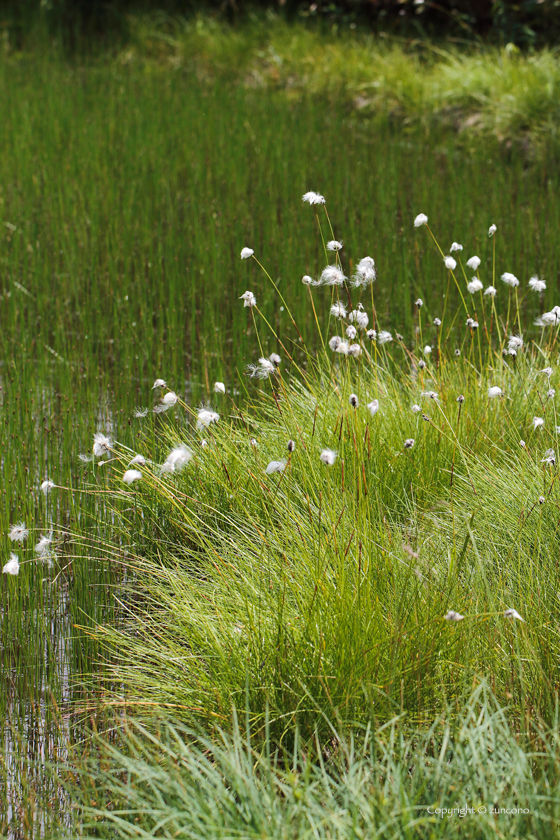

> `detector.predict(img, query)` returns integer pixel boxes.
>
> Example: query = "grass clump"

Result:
[84,200,560,752]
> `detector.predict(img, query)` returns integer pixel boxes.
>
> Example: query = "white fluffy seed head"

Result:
[41,479,55,495]
[348,310,369,329]
[467,279,483,294]
[161,445,192,474]
[504,608,524,621]
[240,290,257,307]
[302,275,313,285]
[247,358,276,379]
[366,329,377,340]
[488,224,497,237]
[331,302,347,319]
[123,469,142,485]
[320,448,337,466]
[444,611,464,621]
[404,438,415,449]
[466,256,481,271]
[433,318,441,326]
[348,344,362,358]
[346,325,357,339]
[529,276,546,293]
[162,391,178,407]
[265,460,287,475]
[320,265,346,286]
[378,331,392,345]
[9,523,28,542]
[93,432,112,459]
[501,272,519,287]
[488,386,502,398]
[214,382,226,394]
[287,440,296,453]
[302,191,325,205]
[152,379,166,389]
[412,404,421,413]
[414,213,428,227]
[3,553,19,575]
[327,240,343,251]
[444,256,457,271]
[269,353,281,366]
[352,256,376,287]
[240,247,254,259]
[450,242,463,252]
[484,286,497,297]
[196,408,220,430]
[35,533,53,556]
[129,454,146,467]
[367,399,379,416]
[536,311,560,326]
[349,393,359,408]
[533,416,545,430]
[329,335,342,351]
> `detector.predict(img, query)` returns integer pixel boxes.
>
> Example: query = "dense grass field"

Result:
[3,21,560,837]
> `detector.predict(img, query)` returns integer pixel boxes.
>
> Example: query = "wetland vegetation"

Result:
[4,11,560,838]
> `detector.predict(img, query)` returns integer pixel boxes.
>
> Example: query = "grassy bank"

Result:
[120,14,560,151]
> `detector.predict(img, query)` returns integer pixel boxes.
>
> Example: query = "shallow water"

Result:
[1,55,559,836]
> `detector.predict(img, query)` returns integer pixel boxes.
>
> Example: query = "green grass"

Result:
[66,684,560,839]
[2,32,560,838]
